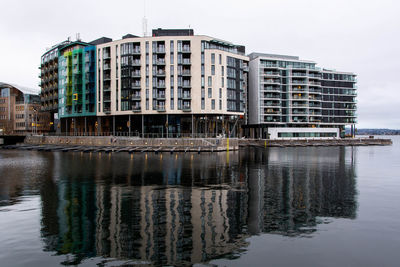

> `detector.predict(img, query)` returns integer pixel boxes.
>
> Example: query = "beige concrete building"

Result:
[90,29,248,137]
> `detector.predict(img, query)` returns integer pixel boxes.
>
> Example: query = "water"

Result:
[0,137,399,267]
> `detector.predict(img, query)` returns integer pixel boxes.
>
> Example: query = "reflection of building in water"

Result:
[38,147,357,265]
[94,186,248,265]
[39,152,247,266]
[246,147,357,236]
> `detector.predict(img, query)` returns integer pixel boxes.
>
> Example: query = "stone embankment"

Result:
[240,138,392,148]
[18,135,238,152]
[0,136,392,153]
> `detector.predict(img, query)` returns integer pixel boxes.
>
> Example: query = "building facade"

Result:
[247,53,357,139]
[39,30,357,139]
[0,82,50,135]
[85,29,248,137]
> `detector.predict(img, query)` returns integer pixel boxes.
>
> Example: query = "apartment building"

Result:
[247,53,357,139]
[88,28,248,137]
[0,82,50,135]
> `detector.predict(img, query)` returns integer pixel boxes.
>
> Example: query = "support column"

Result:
[166,114,169,138]
[142,114,144,138]
[73,118,76,136]
[113,116,115,136]
[129,115,131,136]
[191,114,194,138]
[205,115,207,138]
[97,117,101,136]
[216,117,218,137]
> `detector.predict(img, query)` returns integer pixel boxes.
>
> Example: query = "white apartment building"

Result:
[247,53,357,139]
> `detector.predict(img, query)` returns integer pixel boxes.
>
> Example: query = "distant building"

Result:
[247,53,357,139]
[0,82,50,135]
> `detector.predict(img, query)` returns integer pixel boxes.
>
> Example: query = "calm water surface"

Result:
[0,137,399,266]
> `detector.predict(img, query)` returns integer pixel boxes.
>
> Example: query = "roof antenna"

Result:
[142,0,148,37]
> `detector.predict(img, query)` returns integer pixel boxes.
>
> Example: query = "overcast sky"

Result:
[1,0,399,128]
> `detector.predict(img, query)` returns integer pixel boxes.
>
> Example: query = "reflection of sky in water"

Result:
[0,146,358,266]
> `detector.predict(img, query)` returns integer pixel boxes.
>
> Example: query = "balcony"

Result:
[263,79,280,84]
[263,101,280,107]
[262,64,279,68]
[292,72,307,77]
[182,83,191,88]
[156,105,166,112]
[155,94,166,100]
[156,47,166,54]
[131,71,141,77]
[182,59,191,65]
[155,71,166,77]
[263,71,280,77]
[132,105,141,112]
[264,109,281,114]
[291,95,307,100]
[181,70,191,77]
[291,80,307,85]
[131,94,141,100]
[182,104,192,112]
[156,83,166,89]
[132,49,141,55]
[181,94,191,100]
[103,87,111,92]
[182,46,191,53]
[263,94,281,99]
[263,86,280,92]
[308,81,321,86]
[156,60,166,65]
[292,102,307,107]
[132,60,141,66]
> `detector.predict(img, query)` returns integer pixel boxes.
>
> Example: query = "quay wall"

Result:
[25,136,239,151]
[240,138,393,147]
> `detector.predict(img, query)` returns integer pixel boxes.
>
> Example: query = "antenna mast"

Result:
[142,0,148,37]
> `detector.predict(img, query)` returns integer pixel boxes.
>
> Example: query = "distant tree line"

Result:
[346,128,400,135]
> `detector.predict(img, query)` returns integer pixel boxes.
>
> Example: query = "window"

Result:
[211,65,215,75]
[208,76,212,86]
[219,99,222,110]
[170,53,174,64]
[208,88,212,98]
[219,88,222,98]
[211,53,215,64]
[222,77,224,87]
[201,99,205,110]
[221,66,224,76]
[170,40,174,52]
[219,54,222,64]
[211,99,215,110]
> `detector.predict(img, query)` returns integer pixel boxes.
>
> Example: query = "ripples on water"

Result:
[0,140,390,266]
